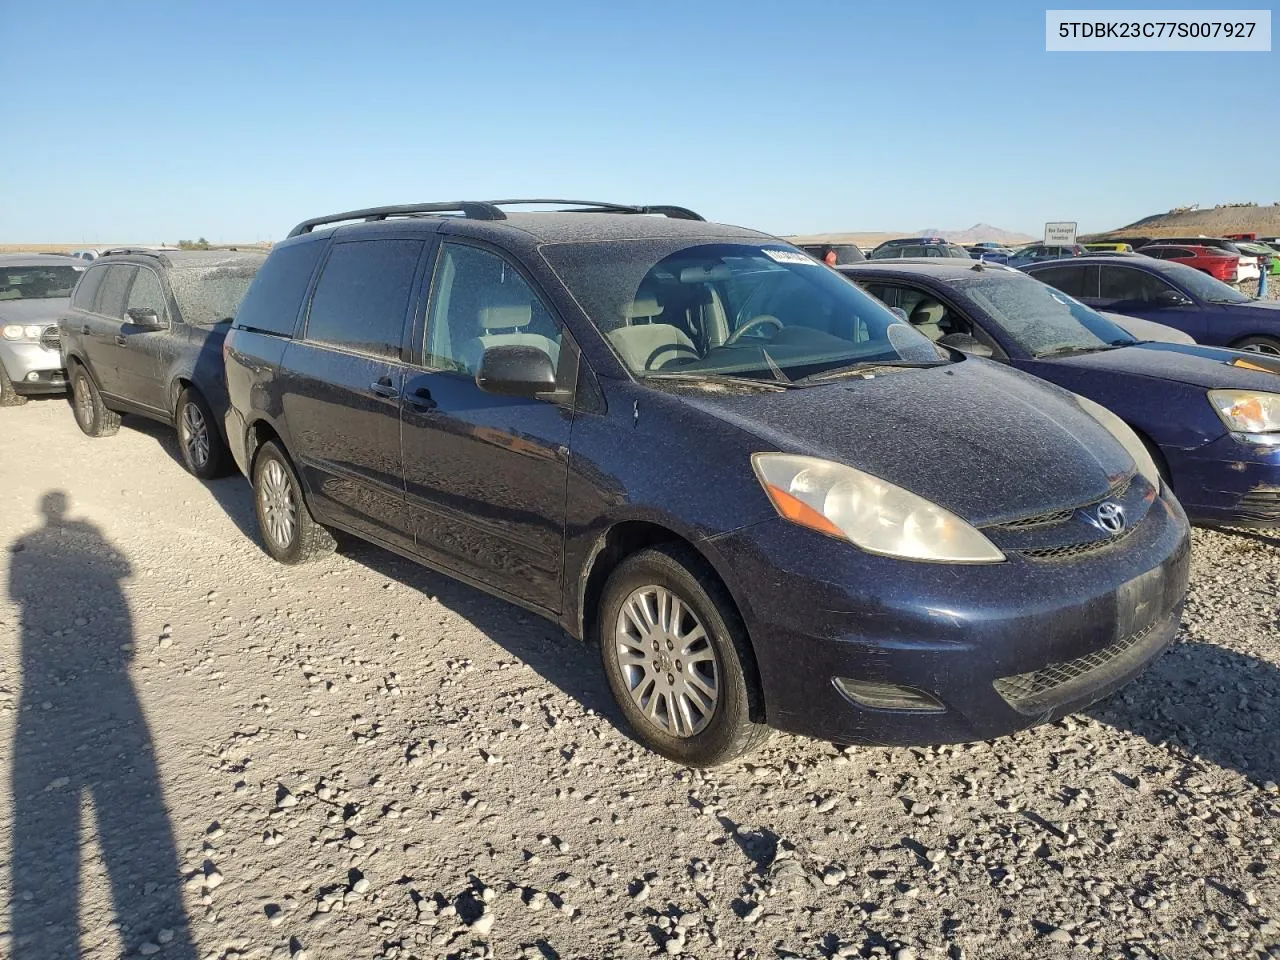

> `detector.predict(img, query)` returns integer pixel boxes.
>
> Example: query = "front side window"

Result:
[540,241,946,382]
[126,268,167,322]
[951,273,1133,357]
[95,265,137,319]
[0,265,82,301]
[1030,264,1094,298]
[424,243,563,377]
[1098,266,1176,302]
[305,240,423,359]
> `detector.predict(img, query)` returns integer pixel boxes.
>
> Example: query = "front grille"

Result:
[994,619,1164,715]
[992,473,1135,533]
[40,325,60,351]
[1236,488,1280,522]
[1019,524,1135,561]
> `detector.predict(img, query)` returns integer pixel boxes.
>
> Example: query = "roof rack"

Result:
[286,198,705,238]
[487,199,705,221]
[288,202,506,238]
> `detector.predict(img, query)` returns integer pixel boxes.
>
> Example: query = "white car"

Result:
[1236,255,1261,283]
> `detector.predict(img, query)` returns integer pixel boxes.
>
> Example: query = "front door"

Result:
[400,240,573,611]
[279,236,427,552]
[83,264,135,397]
[1092,265,1206,342]
[116,265,171,414]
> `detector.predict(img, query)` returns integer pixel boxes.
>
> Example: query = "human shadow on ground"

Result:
[1088,637,1280,787]
[8,492,196,959]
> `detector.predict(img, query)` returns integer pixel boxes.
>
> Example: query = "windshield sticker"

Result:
[762,248,818,266]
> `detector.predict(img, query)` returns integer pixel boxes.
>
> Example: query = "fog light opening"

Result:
[833,677,946,713]
[25,372,40,382]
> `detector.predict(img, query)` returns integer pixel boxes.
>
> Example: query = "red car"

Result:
[1141,244,1240,283]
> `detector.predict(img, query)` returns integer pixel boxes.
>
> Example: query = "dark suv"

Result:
[59,249,265,476]
[223,199,1189,766]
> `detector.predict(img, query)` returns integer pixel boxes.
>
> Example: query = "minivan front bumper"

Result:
[707,489,1191,746]
[1,340,66,395]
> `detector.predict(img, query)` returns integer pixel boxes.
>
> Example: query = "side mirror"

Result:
[476,344,557,398]
[938,333,994,358]
[1154,290,1192,307]
[126,307,165,329]
[889,306,909,323]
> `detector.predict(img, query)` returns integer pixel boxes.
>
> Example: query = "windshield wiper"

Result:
[795,360,943,383]
[1035,344,1117,358]
[1207,297,1245,304]
[644,371,793,390]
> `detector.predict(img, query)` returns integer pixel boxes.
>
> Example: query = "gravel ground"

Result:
[1,399,1278,960]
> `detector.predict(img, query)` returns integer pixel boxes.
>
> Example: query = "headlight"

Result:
[1072,394,1161,489]
[1,324,43,341]
[1208,389,1280,434]
[751,453,1004,563]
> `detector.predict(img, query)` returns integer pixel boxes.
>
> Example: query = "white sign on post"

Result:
[1044,221,1078,246]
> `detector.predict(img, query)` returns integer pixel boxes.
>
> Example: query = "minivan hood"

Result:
[0,298,70,325]
[677,359,1133,526]
[1047,341,1280,391]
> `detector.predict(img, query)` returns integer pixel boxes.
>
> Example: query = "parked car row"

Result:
[6,199,1278,767]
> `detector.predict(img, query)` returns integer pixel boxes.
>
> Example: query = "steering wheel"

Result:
[726,314,783,345]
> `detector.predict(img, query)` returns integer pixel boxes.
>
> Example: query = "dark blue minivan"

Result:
[223,200,1190,766]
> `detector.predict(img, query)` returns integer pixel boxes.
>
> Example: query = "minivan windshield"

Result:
[540,241,948,382]
[950,272,1136,357]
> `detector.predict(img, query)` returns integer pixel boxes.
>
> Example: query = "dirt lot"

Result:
[1,399,1278,960]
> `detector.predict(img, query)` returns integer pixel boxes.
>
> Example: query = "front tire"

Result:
[1233,335,1280,357]
[70,365,120,436]
[598,544,771,767]
[0,365,29,406]
[176,387,229,479]
[252,441,335,564]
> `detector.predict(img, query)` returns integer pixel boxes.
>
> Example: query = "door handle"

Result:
[405,386,436,412]
[115,336,127,347]
[369,378,400,400]
[82,325,90,336]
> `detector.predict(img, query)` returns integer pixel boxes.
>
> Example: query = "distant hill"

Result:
[1085,203,1280,241]
[787,222,1034,249]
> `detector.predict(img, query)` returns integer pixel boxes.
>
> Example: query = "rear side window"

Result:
[1032,264,1096,298]
[95,265,137,319]
[1099,266,1174,302]
[305,239,423,359]
[72,265,107,309]
[236,239,325,337]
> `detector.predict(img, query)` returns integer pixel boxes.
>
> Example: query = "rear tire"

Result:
[70,365,120,436]
[176,387,229,479]
[0,365,29,406]
[598,544,771,767]
[1232,335,1280,357]
[252,441,335,564]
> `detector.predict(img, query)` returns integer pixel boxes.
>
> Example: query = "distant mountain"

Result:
[917,223,1036,245]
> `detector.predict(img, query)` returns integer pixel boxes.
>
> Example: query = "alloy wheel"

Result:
[614,585,719,737]
[180,401,210,469]
[1240,342,1280,357]
[75,375,94,426]
[259,459,297,548]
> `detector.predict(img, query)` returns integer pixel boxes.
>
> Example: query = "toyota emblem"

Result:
[1095,501,1126,534]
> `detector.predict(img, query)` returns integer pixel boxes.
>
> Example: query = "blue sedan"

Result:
[1025,255,1280,355]
[842,259,1280,527]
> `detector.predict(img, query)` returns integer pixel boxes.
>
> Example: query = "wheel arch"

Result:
[574,519,766,723]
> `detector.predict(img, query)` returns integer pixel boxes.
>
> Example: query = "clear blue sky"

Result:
[2,0,1275,242]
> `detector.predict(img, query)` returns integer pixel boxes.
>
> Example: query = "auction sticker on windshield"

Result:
[763,248,820,265]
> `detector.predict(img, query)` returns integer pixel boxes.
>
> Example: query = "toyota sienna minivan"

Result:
[223,199,1191,766]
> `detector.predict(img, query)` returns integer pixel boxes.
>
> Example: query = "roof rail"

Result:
[287,202,506,238]
[488,199,704,221]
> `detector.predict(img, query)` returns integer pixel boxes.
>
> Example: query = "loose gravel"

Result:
[1,399,1278,960]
